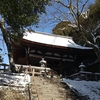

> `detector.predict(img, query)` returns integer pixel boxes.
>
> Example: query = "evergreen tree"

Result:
[0,0,50,71]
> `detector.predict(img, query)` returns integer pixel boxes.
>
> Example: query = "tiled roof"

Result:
[23,31,92,49]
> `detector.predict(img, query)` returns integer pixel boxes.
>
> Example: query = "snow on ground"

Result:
[0,72,30,88]
[62,78,100,100]
[0,72,100,100]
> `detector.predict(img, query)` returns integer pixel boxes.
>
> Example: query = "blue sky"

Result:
[0,29,9,64]
[32,0,95,33]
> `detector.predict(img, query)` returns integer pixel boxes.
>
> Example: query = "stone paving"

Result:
[31,76,81,100]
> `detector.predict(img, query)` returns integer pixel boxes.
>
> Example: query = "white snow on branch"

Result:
[91,22,100,43]
[81,9,90,19]
[95,36,100,43]
[68,23,77,28]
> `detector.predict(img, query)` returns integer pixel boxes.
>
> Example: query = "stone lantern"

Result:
[79,63,85,72]
[39,58,47,78]
[79,63,86,80]
[39,58,46,67]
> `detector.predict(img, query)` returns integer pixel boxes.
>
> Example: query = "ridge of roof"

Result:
[24,30,73,39]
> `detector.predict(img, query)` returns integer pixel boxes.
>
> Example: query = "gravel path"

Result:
[31,76,81,100]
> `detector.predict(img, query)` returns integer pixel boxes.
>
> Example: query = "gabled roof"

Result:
[23,31,92,49]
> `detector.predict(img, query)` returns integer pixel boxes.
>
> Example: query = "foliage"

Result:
[79,0,100,46]
[0,0,50,70]
[53,21,73,36]
[0,0,50,34]
[52,21,86,45]
[88,0,100,23]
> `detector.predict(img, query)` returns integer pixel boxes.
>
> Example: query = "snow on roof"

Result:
[23,31,92,49]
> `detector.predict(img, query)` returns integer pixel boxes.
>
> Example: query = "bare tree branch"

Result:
[81,0,89,14]
[55,0,70,8]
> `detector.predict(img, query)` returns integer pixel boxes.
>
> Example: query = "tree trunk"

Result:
[0,16,14,71]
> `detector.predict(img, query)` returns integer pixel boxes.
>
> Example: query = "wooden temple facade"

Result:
[11,31,96,76]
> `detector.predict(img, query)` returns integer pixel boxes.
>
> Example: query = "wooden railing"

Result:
[0,63,9,72]
[70,71,100,81]
[15,64,51,76]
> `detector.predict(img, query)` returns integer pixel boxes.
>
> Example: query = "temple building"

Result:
[11,31,96,76]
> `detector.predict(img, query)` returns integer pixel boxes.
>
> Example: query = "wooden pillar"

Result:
[59,57,63,75]
[32,69,35,77]
[4,65,6,72]
[25,47,31,65]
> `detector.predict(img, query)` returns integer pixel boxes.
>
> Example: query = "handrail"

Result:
[32,76,41,100]
[69,71,100,81]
